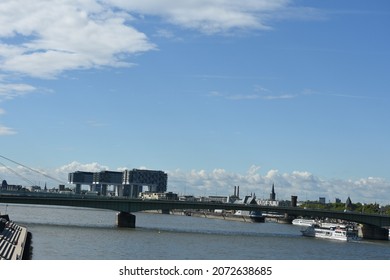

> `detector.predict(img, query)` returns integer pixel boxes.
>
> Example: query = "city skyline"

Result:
[0,157,387,206]
[1,1,389,204]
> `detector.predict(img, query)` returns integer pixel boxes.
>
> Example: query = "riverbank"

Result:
[145,209,292,224]
[144,209,255,222]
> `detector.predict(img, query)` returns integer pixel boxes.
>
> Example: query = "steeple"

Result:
[270,183,276,201]
[345,196,353,211]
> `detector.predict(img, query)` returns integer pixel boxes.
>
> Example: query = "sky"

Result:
[0,0,389,205]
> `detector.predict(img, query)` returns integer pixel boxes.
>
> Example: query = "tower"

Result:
[270,183,276,201]
[345,196,353,211]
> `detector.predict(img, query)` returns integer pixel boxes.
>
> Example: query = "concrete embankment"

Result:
[143,209,254,222]
[0,214,31,260]
[180,211,255,222]
[144,210,264,223]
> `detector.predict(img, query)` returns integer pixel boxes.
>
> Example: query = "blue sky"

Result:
[1,0,389,204]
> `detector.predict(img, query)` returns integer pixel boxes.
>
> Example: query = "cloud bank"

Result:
[0,0,313,135]
[106,0,291,34]
[0,0,317,79]
[0,0,155,78]
[0,0,319,135]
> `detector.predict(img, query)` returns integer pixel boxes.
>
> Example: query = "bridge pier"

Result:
[358,224,389,240]
[116,212,136,228]
[276,213,295,224]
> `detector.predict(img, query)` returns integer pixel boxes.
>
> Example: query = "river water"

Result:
[1,203,390,260]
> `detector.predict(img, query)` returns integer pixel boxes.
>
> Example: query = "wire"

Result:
[0,154,65,185]
[0,161,35,186]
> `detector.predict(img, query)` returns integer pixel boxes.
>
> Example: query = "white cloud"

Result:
[0,82,37,136]
[0,124,17,135]
[0,0,319,79]
[154,29,175,39]
[107,0,296,34]
[0,82,36,101]
[210,90,296,101]
[0,0,155,78]
[55,161,109,174]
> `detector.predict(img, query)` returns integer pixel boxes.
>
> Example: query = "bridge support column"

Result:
[116,212,136,228]
[358,224,389,240]
[161,209,170,214]
[277,213,294,224]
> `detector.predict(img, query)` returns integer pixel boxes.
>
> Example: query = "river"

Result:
[1,203,390,260]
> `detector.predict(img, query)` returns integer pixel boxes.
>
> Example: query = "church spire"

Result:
[270,183,276,201]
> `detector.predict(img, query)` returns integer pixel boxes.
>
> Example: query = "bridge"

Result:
[1,192,389,240]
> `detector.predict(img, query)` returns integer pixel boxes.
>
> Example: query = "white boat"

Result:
[301,225,358,241]
[320,222,346,229]
[292,218,317,227]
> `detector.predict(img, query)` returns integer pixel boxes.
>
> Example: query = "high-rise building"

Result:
[68,169,168,197]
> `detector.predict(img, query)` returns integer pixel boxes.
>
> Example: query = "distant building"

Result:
[165,192,178,200]
[1,180,7,190]
[68,171,94,194]
[93,171,122,196]
[270,183,276,201]
[28,186,41,192]
[258,199,279,207]
[123,169,167,195]
[234,194,257,205]
[139,192,165,200]
[199,196,229,203]
[345,196,353,211]
[0,180,22,191]
[68,169,168,198]
[319,197,326,204]
[179,195,196,202]
[228,186,241,203]
[257,184,279,206]
[139,191,178,200]
[291,195,298,207]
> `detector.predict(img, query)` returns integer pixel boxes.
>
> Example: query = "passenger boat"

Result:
[292,218,317,227]
[320,222,346,229]
[301,225,358,241]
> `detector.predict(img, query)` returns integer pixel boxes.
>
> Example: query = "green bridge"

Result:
[1,193,389,240]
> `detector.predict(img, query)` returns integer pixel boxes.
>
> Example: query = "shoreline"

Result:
[143,210,292,224]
